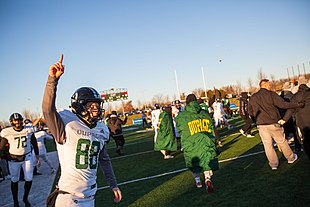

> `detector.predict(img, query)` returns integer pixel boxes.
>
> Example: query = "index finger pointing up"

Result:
[58,54,64,63]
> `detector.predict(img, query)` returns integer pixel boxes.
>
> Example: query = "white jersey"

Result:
[57,109,109,197]
[213,102,226,119]
[0,126,34,156]
[34,130,53,155]
[171,106,179,118]
[151,109,161,128]
[171,106,183,137]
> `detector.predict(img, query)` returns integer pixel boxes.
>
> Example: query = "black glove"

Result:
[298,101,305,108]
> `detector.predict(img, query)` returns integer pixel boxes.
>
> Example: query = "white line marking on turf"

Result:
[218,151,265,163]
[111,150,154,160]
[98,150,266,191]
[98,169,187,190]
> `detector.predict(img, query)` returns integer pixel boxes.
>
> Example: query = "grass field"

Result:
[47,117,310,207]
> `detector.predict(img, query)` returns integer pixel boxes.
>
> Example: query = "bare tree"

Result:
[257,68,266,81]
[270,74,277,91]
[192,88,204,98]
[221,85,235,95]
[164,95,170,105]
[0,120,10,128]
[136,100,142,110]
[172,94,177,101]
[22,109,36,121]
[122,100,134,112]
[235,81,242,95]
[152,94,165,105]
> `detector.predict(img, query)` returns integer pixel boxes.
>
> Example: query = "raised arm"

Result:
[30,133,40,167]
[42,54,66,144]
[121,116,128,125]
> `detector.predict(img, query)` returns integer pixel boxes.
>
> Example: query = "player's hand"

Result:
[278,119,286,125]
[112,187,122,203]
[37,158,41,167]
[49,54,65,79]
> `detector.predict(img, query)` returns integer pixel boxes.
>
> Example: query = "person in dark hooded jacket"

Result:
[281,83,310,159]
[107,111,128,155]
[175,94,218,193]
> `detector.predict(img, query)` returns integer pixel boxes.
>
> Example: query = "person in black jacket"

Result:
[279,88,301,152]
[248,79,303,170]
[107,111,128,156]
[280,83,310,160]
[239,92,254,138]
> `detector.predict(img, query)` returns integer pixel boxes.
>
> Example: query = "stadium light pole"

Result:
[174,70,181,101]
[287,68,290,80]
[201,66,207,98]
[297,64,300,77]
[292,66,295,79]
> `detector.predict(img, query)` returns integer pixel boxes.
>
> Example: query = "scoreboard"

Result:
[100,88,129,102]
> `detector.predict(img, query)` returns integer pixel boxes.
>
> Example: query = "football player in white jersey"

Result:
[0,113,40,207]
[42,54,122,207]
[33,124,55,174]
[171,100,183,149]
[212,99,231,128]
[151,104,161,143]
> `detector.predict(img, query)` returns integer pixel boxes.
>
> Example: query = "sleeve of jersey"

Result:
[42,76,66,144]
[98,147,118,189]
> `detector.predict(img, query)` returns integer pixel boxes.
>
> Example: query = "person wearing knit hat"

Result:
[175,94,218,192]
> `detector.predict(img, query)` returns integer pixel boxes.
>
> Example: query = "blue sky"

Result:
[0,0,309,122]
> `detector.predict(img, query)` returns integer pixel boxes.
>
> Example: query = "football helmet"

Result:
[9,113,24,131]
[71,87,104,128]
[154,104,160,109]
[24,119,32,125]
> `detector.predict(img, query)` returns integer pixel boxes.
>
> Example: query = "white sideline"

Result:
[98,150,266,191]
